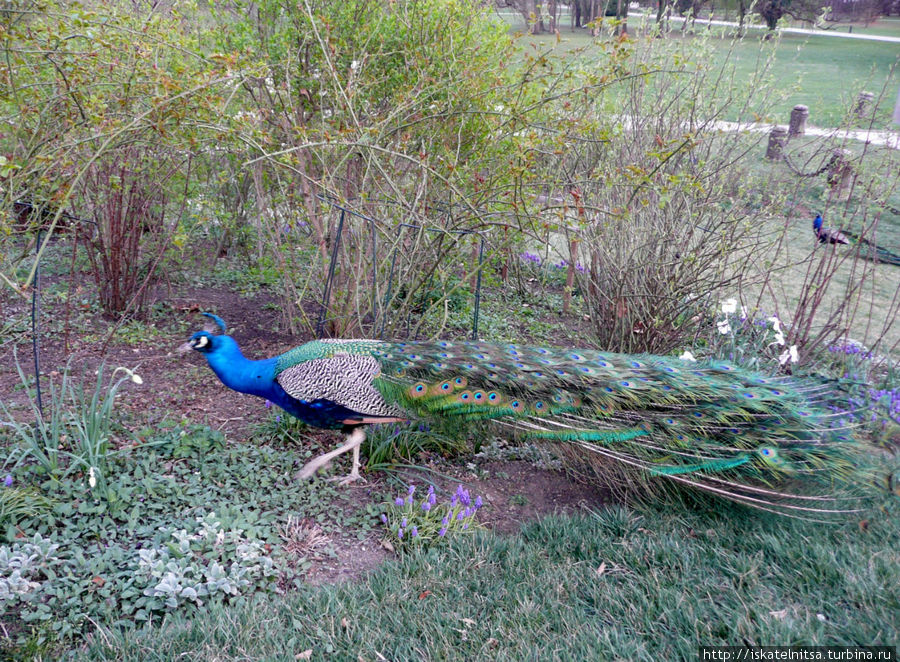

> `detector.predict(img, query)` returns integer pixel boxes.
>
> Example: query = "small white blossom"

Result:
[494,104,505,112]
[350,60,359,71]
[768,316,782,333]
[773,330,786,346]
[779,345,799,365]
[740,305,748,319]
[88,466,97,489]
[131,373,143,385]
[716,319,732,335]
[720,298,737,314]
[679,350,697,361]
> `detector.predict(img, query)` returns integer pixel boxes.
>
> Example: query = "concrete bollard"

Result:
[854,91,875,120]
[788,104,809,137]
[766,126,788,160]
[828,149,854,201]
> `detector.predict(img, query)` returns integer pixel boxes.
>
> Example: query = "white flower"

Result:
[679,350,697,361]
[720,298,737,314]
[350,60,359,71]
[494,104,505,112]
[740,305,748,319]
[779,345,799,365]
[131,373,143,385]
[88,466,97,489]
[768,316,782,333]
[717,319,732,335]
[773,330,786,346]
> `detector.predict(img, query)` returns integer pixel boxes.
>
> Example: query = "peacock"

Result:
[813,214,900,266]
[182,313,868,518]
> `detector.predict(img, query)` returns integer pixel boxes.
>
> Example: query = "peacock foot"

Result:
[326,472,366,486]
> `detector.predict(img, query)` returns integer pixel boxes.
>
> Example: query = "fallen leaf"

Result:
[92,576,105,588]
[769,609,787,620]
[858,520,869,532]
[341,617,348,629]
[296,651,312,660]
[381,538,395,552]
[460,618,476,627]
[418,590,431,599]
[595,562,607,577]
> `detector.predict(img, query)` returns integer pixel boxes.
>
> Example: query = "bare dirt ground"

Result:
[0,262,609,584]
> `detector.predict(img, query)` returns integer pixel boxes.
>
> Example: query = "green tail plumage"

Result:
[368,340,866,519]
[842,230,900,267]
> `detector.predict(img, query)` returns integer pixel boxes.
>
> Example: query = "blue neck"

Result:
[813,215,823,231]
[204,336,279,401]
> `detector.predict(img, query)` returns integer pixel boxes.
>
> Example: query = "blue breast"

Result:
[204,339,365,430]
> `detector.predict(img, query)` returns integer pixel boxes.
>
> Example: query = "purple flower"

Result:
[429,492,437,506]
[265,400,273,409]
[474,496,483,509]
[457,511,465,521]
[395,497,404,507]
[408,484,416,495]
[462,522,469,530]
[442,516,449,526]
[3,475,11,488]
[438,527,447,537]
[401,517,408,528]
[398,528,404,539]
[421,502,431,512]
[410,526,418,538]
[381,513,388,524]
[275,415,282,423]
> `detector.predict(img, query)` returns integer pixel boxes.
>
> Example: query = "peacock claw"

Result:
[326,473,366,486]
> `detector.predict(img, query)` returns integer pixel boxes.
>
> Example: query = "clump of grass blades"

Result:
[0,355,144,495]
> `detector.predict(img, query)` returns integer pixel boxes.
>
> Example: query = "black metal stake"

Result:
[31,229,43,416]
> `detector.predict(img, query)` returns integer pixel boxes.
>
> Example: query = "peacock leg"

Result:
[295,426,367,484]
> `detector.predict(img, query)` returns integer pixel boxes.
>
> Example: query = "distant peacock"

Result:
[183,314,867,518]
[813,214,900,266]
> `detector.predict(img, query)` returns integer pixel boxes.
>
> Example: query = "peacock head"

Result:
[813,214,823,230]
[180,312,231,355]
[184,330,219,354]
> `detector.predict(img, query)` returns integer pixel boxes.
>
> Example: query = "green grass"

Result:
[71,501,900,661]
[500,14,900,127]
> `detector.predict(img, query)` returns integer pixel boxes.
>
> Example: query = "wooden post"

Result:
[766,126,788,160]
[854,91,875,120]
[788,105,809,137]
[827,149,854,201]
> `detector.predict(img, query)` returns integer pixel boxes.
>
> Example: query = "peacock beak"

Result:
[178,341,195,354]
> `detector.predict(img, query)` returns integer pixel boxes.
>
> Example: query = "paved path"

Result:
[710,120,900,149]
[626,11,900,43]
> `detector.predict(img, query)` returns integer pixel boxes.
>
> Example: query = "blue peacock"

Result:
[183,313,866,517]
[814,214,900,266]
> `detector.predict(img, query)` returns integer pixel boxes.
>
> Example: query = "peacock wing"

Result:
[275,345,406,421]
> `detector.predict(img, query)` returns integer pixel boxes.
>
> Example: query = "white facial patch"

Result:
[195,336,209,348]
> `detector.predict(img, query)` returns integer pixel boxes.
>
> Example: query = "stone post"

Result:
[766,126,788,160]
[854,91,875,120]
[788,105,809,137]
[827,149,854,201]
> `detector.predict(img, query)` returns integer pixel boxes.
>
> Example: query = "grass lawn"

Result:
[74,501,900,661]
[498,12,900,127]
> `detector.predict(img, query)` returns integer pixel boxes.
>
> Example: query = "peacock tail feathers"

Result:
[841,230,900,267]
[366,340,867,518]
